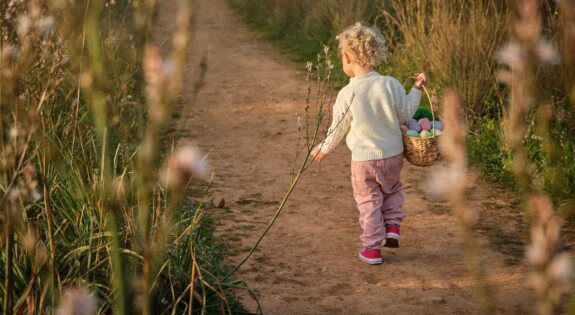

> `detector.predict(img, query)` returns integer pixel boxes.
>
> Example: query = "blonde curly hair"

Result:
[336,23,387,68]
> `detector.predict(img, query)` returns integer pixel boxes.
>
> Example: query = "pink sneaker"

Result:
[358,248,382,265]
[384,224,400,248]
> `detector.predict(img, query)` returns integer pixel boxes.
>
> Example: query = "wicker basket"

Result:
[402,86,441,167]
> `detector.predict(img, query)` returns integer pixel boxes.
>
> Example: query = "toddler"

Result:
[311,23,426,265]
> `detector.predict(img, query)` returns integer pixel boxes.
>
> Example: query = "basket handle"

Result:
[421,85,436,137]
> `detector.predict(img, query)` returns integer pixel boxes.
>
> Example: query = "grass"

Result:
[0,1,246,314]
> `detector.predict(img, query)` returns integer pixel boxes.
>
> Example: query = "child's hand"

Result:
[414,73,427,89]
[311,146,327,162]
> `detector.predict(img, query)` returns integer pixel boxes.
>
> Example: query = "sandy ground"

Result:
[160,0,538,313]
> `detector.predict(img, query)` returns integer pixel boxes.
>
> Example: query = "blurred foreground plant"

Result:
[426,90,494,314]
[496,0,574,314]
[1,0,244,314]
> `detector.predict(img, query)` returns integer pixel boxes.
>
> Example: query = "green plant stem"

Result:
[107,208,127,315]
[43,182,57,304]
[4,213,14,315]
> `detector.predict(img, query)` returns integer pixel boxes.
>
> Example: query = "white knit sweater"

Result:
[319,71,422,161]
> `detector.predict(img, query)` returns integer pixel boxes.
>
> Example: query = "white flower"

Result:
[8,188,20,201]
[548,254,573,283]
[57,287,98,315]
[306,61,313,72]
[424,165,467,196]
[9,126,20,139]
[162,145,209,190]
[535,38,559,64]
[36,16,55,36]
[496,41,525,71]
[17,15,32,37]
[526,241,548,266]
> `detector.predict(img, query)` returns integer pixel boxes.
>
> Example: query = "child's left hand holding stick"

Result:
[311,146,327,162]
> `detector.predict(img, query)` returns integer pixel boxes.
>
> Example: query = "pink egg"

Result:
[418,118,432,131]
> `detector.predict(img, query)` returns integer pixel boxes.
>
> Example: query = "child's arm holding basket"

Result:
[395,73,427,123]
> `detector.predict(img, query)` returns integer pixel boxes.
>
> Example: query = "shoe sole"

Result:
[383,235,400,248]
[358,253,382,265]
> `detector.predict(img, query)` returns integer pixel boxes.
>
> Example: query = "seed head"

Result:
[57,287,98,315]
[162,145,209,190]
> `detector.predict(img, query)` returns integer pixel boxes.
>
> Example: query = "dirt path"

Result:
[175,0,536,313]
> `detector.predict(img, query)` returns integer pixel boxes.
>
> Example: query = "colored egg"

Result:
[431,129,442,136]
[432,121,442,130]
[407,130,420,137]
[418,118,432,131]
[400,125,409,133]
[407,118,417,125]
[420,130,431,138]
[408,121,422,132]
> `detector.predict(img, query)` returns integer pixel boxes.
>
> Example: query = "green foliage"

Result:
[467,120,515,187]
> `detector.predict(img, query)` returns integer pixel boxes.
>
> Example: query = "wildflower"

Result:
[22,225,38,253]
[548,254,573,284]
[162,145,209,191]
[36,16,55,36]
[57,287,98,315]
[425,165,467,196]
[29,188,42,202]
[8,188,20,202]
[9,126,20,139]
[496,41,525,72]
[17,15,32,37]
[535,38,559,64]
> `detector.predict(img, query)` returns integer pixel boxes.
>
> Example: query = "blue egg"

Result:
[407,130,420,137]
[432,121,442,130]
[408,121,422,132]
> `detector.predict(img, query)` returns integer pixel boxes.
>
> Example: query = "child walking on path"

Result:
[311,23,427,265]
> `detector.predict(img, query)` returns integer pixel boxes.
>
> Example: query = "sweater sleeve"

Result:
[394,81,422,123]
[319,90,353,154]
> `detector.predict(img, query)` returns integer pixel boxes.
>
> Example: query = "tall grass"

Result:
[382,0,510,120]
[1,1,244,314]
[227,0,385,87]
[227,0,575,214]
